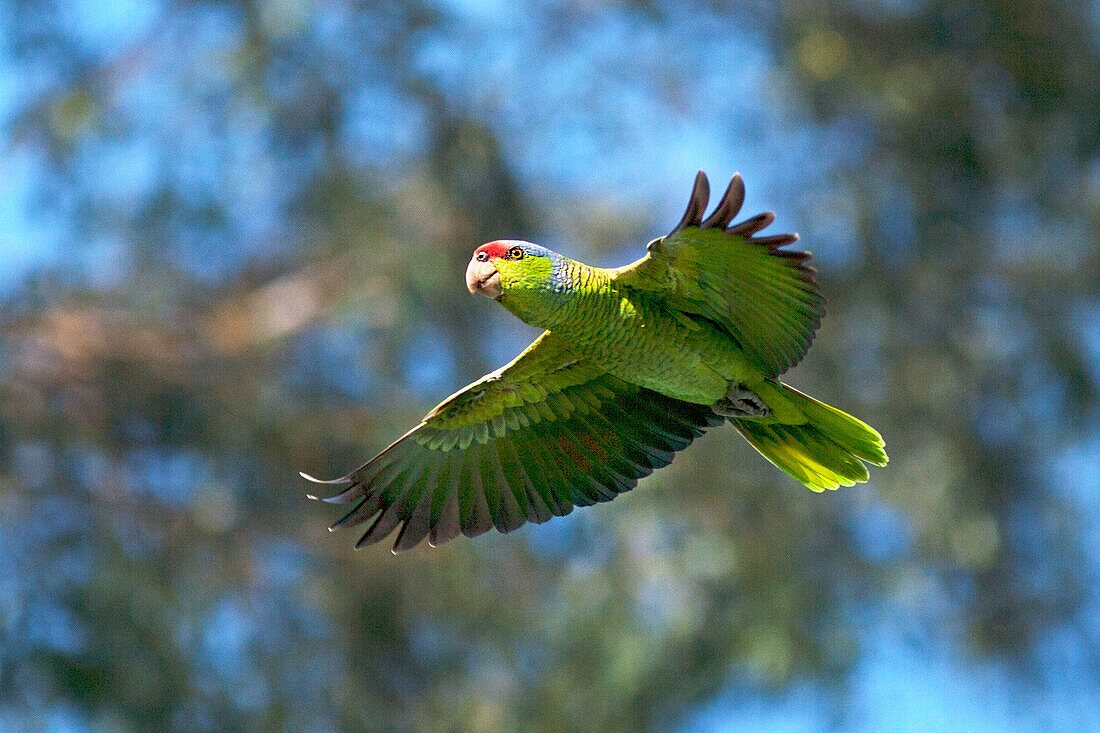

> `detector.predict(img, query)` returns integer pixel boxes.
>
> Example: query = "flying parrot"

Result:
[302,171,887,553]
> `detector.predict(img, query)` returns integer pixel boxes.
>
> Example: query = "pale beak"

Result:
[465,258,503,299]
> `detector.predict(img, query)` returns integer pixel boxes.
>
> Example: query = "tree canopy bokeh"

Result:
[2,0,1100,730]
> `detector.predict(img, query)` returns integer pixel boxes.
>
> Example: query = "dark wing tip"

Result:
[354,509,403,550]
[700,174,746,230]
[664,173,794,247]
[726,211,777,238]
[300,471,352,485]
[327,494,382,531]
[391,503,432,553]
[668,170,711,236]
[302,471,366,504]
[752,232,801,249]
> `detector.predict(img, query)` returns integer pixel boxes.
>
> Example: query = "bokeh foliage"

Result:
[2,0,1099,729]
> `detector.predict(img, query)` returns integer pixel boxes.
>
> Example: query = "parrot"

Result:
[302,171,887,553]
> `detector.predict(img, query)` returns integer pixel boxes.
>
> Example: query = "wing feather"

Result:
[304,332,719,552]
[461,448,495,537]
[428,484,461,547]
[612,171,825,375]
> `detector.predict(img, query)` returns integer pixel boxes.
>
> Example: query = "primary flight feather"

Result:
[303,171,887,553]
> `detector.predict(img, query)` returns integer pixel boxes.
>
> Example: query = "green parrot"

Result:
[303,171,887,553]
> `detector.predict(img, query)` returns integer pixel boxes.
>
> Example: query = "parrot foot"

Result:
[713,385,769,419]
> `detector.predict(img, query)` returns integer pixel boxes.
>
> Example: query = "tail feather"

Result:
[734,383,887,492]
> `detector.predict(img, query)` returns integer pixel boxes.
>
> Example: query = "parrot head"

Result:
[466,240,559,301]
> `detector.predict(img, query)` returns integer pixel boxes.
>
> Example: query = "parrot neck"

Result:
[499,259,614,331]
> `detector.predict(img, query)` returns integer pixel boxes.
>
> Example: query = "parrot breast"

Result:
[500,261,752,405]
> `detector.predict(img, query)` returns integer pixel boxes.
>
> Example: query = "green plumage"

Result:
[304,171,887,552]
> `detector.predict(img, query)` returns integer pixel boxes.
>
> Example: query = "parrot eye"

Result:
[507,246,525,260]
[475,251,489,262]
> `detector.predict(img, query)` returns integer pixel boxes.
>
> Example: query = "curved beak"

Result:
[466,258,503,299]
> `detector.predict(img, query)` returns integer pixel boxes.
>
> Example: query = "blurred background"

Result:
[2,0,1100,730]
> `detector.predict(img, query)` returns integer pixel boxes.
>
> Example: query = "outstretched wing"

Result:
[611,171,824,376]
[303,332,722,553]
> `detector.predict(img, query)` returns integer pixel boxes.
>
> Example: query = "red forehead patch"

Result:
[473,240,511,259]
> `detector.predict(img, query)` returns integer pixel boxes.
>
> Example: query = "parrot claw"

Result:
[712,385,769,419]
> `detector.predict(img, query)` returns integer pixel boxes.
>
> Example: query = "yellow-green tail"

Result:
[733,383,888,491]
